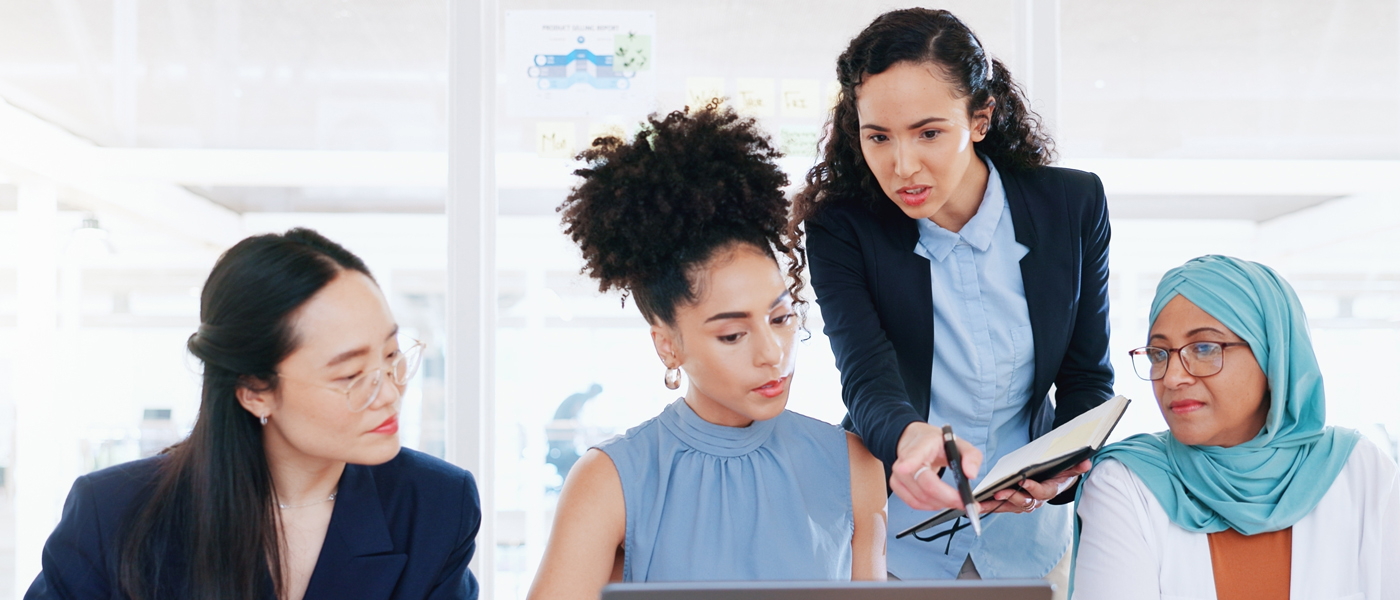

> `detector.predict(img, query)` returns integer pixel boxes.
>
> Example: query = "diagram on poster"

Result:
[506,11,656,117]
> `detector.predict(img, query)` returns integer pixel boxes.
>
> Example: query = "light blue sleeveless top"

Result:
[595,399,854,582]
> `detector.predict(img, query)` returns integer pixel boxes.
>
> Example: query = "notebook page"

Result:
[972,396,1128,494]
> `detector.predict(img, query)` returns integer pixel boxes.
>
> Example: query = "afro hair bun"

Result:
[558,103,804,324]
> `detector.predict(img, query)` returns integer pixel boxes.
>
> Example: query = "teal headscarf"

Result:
[1070,255,1360,593]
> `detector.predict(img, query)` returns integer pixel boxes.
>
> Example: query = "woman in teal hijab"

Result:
[1071,255,1399,599]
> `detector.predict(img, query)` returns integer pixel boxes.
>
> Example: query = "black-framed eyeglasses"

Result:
[1128,341,1250,381]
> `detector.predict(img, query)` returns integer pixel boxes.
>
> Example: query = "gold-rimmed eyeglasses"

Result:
[279,337,426,412]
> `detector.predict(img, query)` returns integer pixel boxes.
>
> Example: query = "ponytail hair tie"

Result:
[189,323,221,355]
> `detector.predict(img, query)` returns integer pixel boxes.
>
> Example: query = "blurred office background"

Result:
[0,1,1396,598]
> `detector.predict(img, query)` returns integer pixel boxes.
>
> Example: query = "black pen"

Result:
[942,424,981,536]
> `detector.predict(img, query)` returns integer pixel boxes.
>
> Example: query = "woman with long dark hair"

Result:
[793,8,1113,589]
[26,228,481,600]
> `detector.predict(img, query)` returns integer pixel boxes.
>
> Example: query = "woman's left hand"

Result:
[977,459,1092,514]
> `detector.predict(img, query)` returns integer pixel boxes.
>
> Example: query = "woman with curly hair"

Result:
[792,8,1114,588]
[526,105,895,599]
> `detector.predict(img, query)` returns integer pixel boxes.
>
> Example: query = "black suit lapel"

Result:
[303,465,407,600]
[1003,167,1075,434]
[872,199,934,422]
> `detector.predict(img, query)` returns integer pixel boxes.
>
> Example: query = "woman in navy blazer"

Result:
[26,229,480,600]
[794,8,1113,584]
[805,162,1113,467]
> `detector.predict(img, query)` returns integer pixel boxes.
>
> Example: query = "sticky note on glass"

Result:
[781,79,821,118]
[735,78,775,117]
[686,77,726,109]
[537,122,577,159]
[614,32,652,71]
[780,126,821,158]
[827,80,844,110]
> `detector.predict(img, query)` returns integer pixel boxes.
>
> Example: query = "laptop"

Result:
[600,579,1053,599]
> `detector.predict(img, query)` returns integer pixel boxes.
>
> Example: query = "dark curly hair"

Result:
[792,8,1055,228]
[559,103,805,326]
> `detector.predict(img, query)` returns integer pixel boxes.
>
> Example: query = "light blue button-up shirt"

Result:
[885,157,1070,580]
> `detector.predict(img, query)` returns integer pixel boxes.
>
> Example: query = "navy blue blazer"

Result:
[26,448,480,600]
[806,161,1115,474]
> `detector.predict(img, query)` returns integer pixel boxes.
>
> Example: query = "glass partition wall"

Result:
[0,2,1396,600]
[487,2,1024,595]
[0,1,451,596]
[484,2,1400,597]
[1057,0,1400,450]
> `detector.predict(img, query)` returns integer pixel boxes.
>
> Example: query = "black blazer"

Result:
[26,448,480,600]
[806,161,1115,472]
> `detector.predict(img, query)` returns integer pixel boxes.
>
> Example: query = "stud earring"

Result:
[260,414,268,426]
[664,367,682,390]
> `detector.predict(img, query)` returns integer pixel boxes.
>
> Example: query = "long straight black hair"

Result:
[118,228,372,600]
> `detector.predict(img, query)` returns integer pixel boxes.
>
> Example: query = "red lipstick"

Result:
[897,185,930,207]
[371,414,399,434]
[752,377,788,399]
[1169,400,1205,414]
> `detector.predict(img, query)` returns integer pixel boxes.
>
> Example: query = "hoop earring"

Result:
[664,367,682,390]
[260,414,268,426]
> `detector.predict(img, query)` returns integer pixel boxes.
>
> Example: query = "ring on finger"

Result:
[913,465,932,483]
[1023,497,1035,511]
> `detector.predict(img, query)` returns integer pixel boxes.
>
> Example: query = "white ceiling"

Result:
[0,0,448,151]
[0,0,1395,215]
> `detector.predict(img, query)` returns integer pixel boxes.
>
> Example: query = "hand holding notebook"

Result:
[979,456,1092,514]
[896,395,1132,539]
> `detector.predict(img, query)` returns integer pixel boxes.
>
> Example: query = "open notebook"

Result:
[895,395,1132,539]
